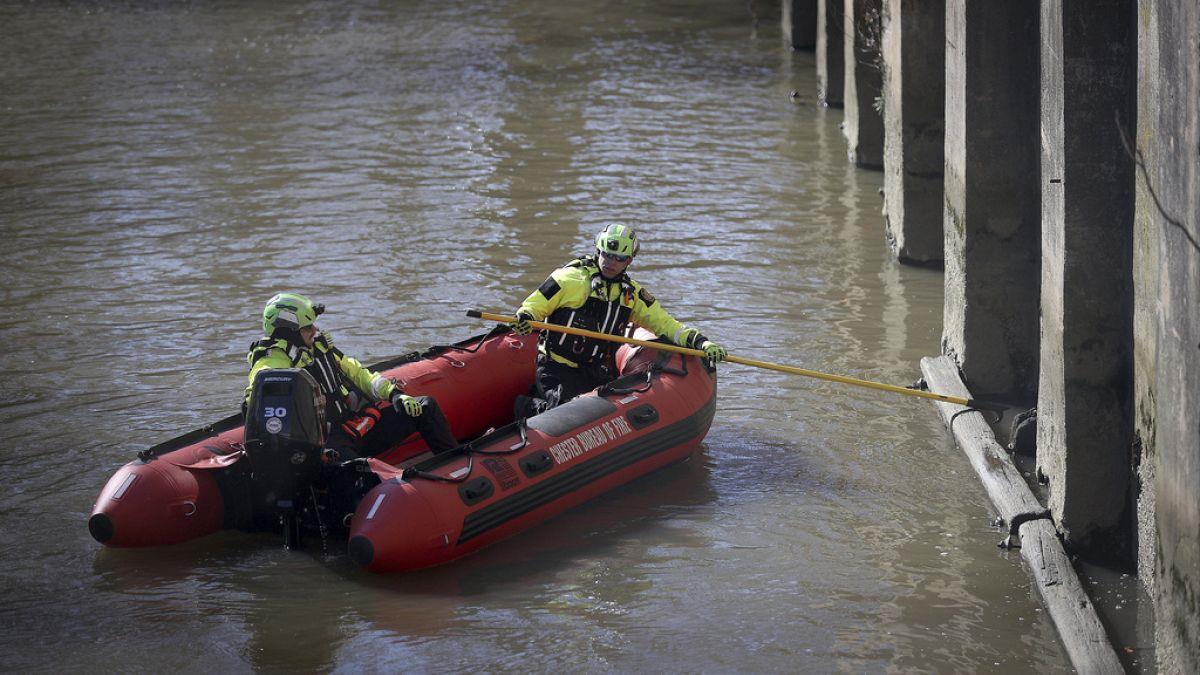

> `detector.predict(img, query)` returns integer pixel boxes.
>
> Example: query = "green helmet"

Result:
[595,223,640,259]
[262,292,323,336]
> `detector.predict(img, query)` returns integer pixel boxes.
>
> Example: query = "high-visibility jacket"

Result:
[517,256,705,369]
[244,332,396,422]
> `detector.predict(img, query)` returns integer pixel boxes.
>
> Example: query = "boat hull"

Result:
[90,331,538,548]
[347,343,716,572]
[89,328,717,574]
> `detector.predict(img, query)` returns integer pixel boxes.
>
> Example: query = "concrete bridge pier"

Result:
[1131,0,1161,597]
[1138,3,1200,673]
[815,0,844,106]
[942,0,1041,399]
[881,0,944,265]
[1036,0,1137,565]
[782,0,817,50]
[842,0,884,168]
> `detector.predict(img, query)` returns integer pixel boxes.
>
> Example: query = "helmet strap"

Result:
[271,326,305,348]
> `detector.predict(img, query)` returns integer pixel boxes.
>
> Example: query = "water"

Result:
[0,1,1071,671]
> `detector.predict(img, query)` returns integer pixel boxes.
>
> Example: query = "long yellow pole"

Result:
[467,310,1000,409]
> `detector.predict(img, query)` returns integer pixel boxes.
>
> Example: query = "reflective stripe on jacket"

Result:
[517,257,698,368]
[244,333,397,421]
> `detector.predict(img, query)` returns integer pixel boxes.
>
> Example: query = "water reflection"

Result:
[0,0,1070,671]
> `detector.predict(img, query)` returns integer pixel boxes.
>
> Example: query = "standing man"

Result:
[246,292,458,459]
[509,224,726,413]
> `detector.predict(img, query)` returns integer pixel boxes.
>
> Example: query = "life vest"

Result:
[543,257,637,369]
[248,335,361,423]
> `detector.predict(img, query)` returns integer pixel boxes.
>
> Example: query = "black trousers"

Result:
[534,354,612,410]
[327,396,457,459]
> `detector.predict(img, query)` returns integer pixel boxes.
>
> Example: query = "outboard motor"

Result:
[244,368,327,549]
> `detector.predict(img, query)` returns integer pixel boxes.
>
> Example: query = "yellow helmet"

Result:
[262,292,324,336]
[595,223,640,260]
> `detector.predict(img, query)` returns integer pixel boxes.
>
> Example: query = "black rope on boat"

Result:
[136,412,244,462]
[451,324,510,352]
[402,453,474,484]
[597,368,655,396]
[402,418,531,485]
[470,419,530,456]
[596,345,691,397]
[422,325,508,357]
[368,329,501,372]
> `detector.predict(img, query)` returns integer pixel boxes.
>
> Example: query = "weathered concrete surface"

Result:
[842,0,884,168]
[815,0,844,106]
[920,356,1121,673]
[1035,0,1136,563]
[1142,3,1200,672]
[942,1,1040,400]
[881,0,944,265]
[782,0,817,50]
[1133,0,1162,599]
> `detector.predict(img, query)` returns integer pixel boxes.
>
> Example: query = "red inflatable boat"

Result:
[89,327,717,572]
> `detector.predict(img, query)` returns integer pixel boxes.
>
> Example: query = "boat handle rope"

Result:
[404,418,533,484]
[403,453,474,484]
[596,348,688,397]
[598,368,656,397]
[497,419,530,454]
[423,324,508,356]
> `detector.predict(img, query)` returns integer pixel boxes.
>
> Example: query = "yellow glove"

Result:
[391,392,423,417]
[509,310,534,336]
[700,340,727,362]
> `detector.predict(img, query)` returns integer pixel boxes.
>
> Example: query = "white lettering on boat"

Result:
[547,416,635,465]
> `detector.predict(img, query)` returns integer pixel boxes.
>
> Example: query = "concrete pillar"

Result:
[1132,0,1162,597]
[1143,3,1200,672]
[942,1,1040,399]
[881,0,944,266]
[1036,0,1137,562]
[842,0,884,168]
[816,0,844,106]
[782,0,818,50]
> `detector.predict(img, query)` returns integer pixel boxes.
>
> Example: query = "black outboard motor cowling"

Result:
[244,368,327,548]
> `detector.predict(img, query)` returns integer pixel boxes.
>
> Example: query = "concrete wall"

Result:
[942,1,1041,400]
[816,0,844,106]
[881,0,944,265]
[782,0,818,50]
[1143,2,1200,672]
[842,0,884,168]
[1036,0,1136,564]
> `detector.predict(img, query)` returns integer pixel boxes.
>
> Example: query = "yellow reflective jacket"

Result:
[244,333,397,415]
[517,256,701,368]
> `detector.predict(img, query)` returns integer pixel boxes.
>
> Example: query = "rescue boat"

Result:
[89,327,717,572]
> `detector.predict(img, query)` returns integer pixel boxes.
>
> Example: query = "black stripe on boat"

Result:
[456,393,716,544]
